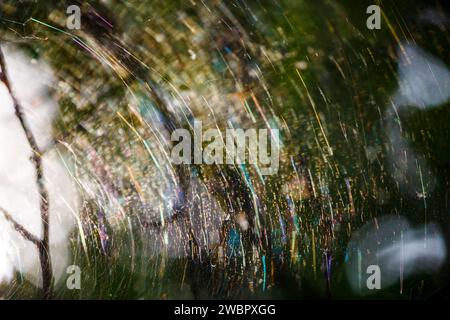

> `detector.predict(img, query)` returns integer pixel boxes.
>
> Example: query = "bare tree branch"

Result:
[0,206,40,246]
[0,46,53,299]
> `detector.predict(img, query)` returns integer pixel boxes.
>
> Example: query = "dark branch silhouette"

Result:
[0,46,53,299]
[0,206,40,245]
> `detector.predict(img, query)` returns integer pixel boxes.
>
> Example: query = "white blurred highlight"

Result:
[385,42,450,196]
[0,45,78,287]
[393,43,450,109]
[346,216,446,295]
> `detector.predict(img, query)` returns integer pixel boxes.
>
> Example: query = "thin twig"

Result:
[0,206,40,246]
[0,46,53,299]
